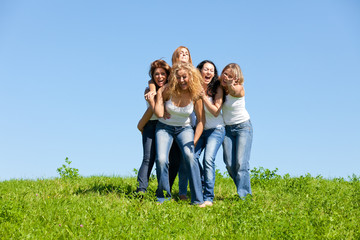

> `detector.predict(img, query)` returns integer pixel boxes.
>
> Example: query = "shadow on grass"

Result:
[74,183,136,196]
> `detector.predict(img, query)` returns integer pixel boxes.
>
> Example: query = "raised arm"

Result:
[145,80,157,110]
[201,86,224,117]
[154,84,169,118]
[194,98,205,147]
[226,79,245,98]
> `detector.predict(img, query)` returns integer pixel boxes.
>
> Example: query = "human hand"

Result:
[199,88,205,99]
[163,110,171,119]
[144,91,156,101]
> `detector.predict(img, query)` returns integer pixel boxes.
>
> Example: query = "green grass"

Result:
[1,169,359,239]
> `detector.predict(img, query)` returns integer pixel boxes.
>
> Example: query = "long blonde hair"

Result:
[168,62,202,100]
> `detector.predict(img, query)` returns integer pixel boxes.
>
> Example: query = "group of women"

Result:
[136,46,253,207]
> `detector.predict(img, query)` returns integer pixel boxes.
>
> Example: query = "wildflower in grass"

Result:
[36,194,38,196]
[80,224,83,227]
[59,224,61,227]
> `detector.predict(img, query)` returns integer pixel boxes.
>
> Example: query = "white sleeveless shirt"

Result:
[204,96,224,130]
[222,95,250,125]
[159,98,193,127]
[146,101,158,121]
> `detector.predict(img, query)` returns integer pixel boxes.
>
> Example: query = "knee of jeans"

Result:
[157,154,167,166]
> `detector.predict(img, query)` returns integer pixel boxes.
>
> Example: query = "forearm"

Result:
[154,89,164,118]
[202,96,221,117]
[194,99,205,146]
[194,121,203,147]
[137,107,153,132]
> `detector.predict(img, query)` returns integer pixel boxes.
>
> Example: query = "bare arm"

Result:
[145,80,157,110]
[137,106,153,133]
[226,79,245,97]
[201,86,224,117]
[194,98,205,147]
[154,84,169,118]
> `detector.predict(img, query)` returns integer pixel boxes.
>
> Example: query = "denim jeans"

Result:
[136,120,157,192]
[222,120,253,199]
[155,122,204,204]
[178,126,202,196]
[194,126,225,202]
[137,120,181,192]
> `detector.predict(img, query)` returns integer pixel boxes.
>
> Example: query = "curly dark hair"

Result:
[196,60,225,102]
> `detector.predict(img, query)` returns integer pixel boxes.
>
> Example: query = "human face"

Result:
[179,48,190,63]
[220,68,236,87]
[176,69,189,91]
[201,63,215,85]
[153,68,167,87]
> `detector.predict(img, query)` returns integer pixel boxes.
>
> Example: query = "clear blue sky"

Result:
[1,0,359,181]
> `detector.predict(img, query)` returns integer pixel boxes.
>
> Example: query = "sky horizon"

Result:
[1,0,359,181]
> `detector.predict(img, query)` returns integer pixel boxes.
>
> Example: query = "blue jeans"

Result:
[194,126,225,202]
[223,120,253,199]
[155,122,204,204]
[137,120,181,192]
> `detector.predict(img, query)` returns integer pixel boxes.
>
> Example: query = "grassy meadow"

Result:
[1,168,359,239]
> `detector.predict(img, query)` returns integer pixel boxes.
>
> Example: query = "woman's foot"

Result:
[204,201,213,206]
[179,195,188,200]
[197,203,206,208]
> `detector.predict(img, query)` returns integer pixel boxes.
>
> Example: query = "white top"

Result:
[159,98,193,127]
[146,101,158,121]
[222,95,250,125]
[204,96,224,130]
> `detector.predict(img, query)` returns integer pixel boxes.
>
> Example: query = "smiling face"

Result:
[220,68,236,87]
[176,69,189,91]
[201,62,215,85]
[153,68,167,87]
[179,48,190,63]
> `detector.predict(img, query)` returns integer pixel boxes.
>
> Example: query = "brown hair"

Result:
[171,46,193,65]
[149,59,171,87]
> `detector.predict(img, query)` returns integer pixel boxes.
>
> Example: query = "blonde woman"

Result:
[153,62,205,206]
[220,63,253,199]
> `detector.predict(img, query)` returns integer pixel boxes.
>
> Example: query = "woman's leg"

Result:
[202,126,225,202]
[168,142,182,191]
[223,126,236,180]
[176,126,204,205]
[233,120,253,199]
[177,158,188,197]
[136,121,157,192]
[155,123,174,203]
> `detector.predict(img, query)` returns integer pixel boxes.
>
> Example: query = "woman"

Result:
[220,63,253,199]
[194,60,225,206]
[170,46,196,200]
[136,59,181,193]
[154,62,205,206]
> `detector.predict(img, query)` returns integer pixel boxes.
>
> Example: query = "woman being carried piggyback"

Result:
[136,59,181,193]
[220,63,253,200]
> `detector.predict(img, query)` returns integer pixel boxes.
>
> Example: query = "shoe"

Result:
[179,195,188,200]
[204,201,213,206]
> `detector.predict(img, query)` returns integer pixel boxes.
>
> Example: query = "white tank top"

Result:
[159,98,193,126]
[204,96,224,130]
[222,95,250,125]
[146,101,158,121]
